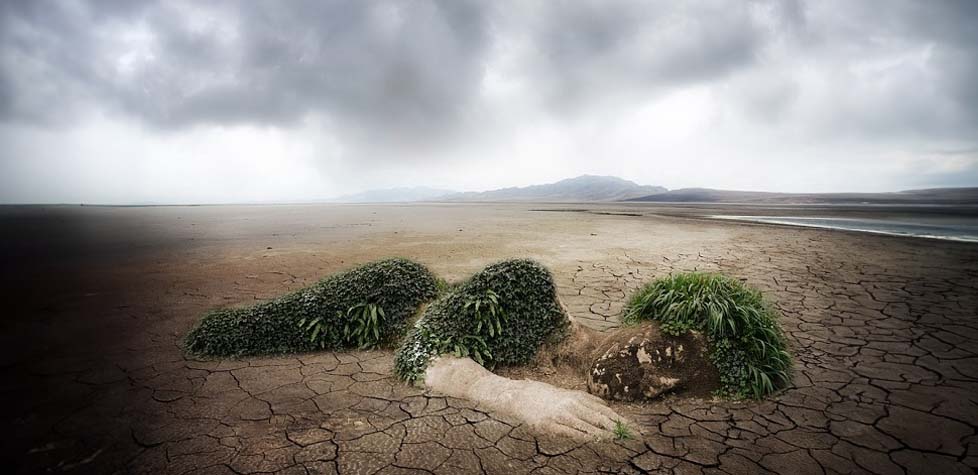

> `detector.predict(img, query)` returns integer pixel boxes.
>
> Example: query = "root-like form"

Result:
[424,356,626,440]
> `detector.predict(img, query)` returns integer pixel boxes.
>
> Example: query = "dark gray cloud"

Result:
[2,0,976,141]
[1,0,491,142]
[521,0,766,109]
[783,0,978,139]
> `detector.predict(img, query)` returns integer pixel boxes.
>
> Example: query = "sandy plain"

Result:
[1,202,977,474]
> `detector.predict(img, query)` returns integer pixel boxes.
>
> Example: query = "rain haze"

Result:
[2,0,977,204]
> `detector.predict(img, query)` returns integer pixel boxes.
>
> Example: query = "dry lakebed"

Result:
[1,202,976,474]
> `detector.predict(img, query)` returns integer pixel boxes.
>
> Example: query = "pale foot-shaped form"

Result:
[424,356,627,440]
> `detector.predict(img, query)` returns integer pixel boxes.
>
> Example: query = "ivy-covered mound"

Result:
[623,273,792,399]
[185,258,439,357]
[394,259,570,382]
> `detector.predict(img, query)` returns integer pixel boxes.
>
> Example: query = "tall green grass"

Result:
[624,272,791,399]
[184,258,438,357]
[394,259,569,382]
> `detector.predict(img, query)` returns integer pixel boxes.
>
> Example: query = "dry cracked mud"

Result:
[2,203,977,474]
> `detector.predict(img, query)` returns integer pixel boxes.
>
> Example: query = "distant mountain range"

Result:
[329,186,455,203]
[626,187,978,205]
[329,176,978,205]
[440,175,666,202]
[331,175,664,203]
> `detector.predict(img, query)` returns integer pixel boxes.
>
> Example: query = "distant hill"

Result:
[441,175,666,202]
[328,180,977,205]
[329,186,456,203]
[627,187,978,205]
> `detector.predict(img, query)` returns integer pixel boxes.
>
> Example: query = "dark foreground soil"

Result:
[1,203,977,474]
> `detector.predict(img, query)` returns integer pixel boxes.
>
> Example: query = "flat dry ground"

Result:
[1,203,976,474]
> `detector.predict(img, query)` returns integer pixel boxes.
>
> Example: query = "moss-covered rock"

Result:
[623,272,792,399]
[394,259,570,382]
[185,258,439,357]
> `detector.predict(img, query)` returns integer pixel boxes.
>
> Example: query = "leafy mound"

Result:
[394,259,570,382]
[185,258,439,357]
[623,272,791,399]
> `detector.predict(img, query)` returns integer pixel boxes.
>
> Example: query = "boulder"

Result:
[586,323,718,401]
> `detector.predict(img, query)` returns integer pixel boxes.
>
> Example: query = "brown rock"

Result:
[586,322,718,401]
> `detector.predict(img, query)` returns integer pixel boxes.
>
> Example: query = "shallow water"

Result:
[710,215,978,242]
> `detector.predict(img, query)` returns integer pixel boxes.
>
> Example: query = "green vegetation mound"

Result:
[623,272,791,399]
[395,259,570,382]
[185,258,439,357]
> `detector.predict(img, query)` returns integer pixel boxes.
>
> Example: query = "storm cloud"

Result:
[1,1,489,136]
[1,0,976,202]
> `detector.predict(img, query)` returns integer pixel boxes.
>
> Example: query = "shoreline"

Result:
[707,214,978,243]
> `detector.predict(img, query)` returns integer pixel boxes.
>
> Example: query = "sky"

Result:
[1,0,977,204]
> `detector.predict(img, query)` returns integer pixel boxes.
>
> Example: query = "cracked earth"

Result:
[2,203,977,474]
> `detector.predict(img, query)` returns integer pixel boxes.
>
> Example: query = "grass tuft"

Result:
[623,272,791,399]
[613,419,633,440]
[394,259,569,382]
[185,258,438,357]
